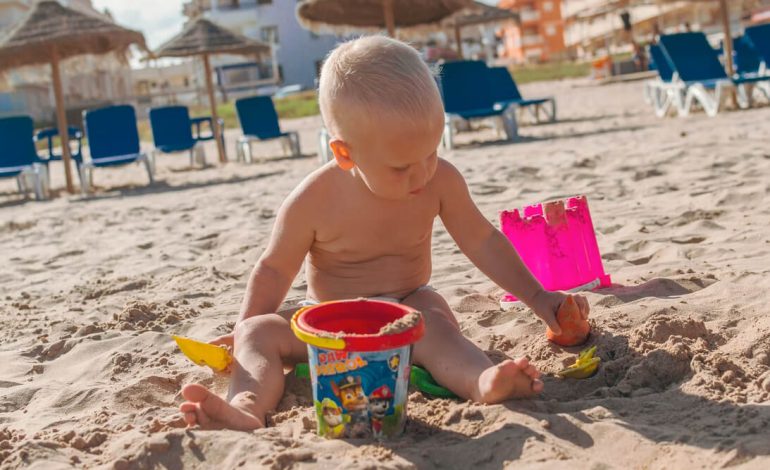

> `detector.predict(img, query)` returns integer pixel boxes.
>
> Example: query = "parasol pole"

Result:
[719,0,734,77]
[50,46,75,193]
[202,53,227,163]
[454,24,464,58]
[717,0,737,108]
[383,0,396,37]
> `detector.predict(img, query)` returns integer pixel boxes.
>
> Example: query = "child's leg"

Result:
[402,289,543,403]
[179,310,308,430]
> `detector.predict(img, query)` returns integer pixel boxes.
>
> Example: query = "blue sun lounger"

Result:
[744,23,770,74]
[234,95,300,163]
[149,105,216,167]
[487,66,556,123]
[82,105,154,193]
[34,125,83,186]
[744,23,770,98]
[732,36,762,76]
[659,32,770,116]
[644,44,685,117]
[438,60,518,150]
[0,116,49,200]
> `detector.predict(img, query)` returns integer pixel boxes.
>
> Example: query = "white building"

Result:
[183,0,341,91]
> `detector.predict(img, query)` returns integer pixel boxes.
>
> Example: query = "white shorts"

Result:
[299,285,435,307]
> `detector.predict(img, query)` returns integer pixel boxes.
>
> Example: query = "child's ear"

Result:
[330,140,355,171]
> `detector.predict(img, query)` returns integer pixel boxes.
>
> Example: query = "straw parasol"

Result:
[296,0,473,38]
[154,17,272,164]
[442,1,519,58]
[0,0,146,193]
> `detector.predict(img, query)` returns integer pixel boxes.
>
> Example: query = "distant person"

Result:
[178,35,588,431]
[651,24,662,45]
[632,40,648,72]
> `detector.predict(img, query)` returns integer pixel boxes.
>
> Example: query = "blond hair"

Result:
[318,36,442,140]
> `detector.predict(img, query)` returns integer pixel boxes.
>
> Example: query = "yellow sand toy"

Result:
[172,335,232,372]
[556,345,600,379]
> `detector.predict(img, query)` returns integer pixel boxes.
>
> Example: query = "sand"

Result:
[1,78,769,469]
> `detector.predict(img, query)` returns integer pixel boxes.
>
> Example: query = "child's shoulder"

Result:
[433,157,466,187]
[300,161,344,191]
[284,162,345,206]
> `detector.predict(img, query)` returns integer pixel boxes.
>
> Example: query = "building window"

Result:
[545,24,557,36]
[542,1,553,12]
[260,25,279,44]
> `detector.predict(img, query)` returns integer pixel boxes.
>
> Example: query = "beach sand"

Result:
[1,79,769,469]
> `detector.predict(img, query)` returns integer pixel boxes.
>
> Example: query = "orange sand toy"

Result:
[546,295,590,347]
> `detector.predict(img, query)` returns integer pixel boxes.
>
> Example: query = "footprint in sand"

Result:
[454,293,500,314]
[470,184,508,196]
[632,169,665,181]
[595,275,717,305]
[668,209,724,227]
[671,236,706,244]
[476,310,515,328]
[43,249,85,266]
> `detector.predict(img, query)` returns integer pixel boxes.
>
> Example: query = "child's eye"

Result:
[393,166,409,173]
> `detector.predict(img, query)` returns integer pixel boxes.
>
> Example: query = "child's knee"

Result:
[234,314,290,343]
[422,306,460,331]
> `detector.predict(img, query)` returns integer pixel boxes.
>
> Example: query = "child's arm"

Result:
[437,160,567,333]
[237,186,316,323]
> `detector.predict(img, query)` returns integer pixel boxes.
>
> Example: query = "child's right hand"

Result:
[209,333,234,349]
[528,289,590,336]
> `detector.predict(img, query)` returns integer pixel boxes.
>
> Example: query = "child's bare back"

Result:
[178,36,588,432]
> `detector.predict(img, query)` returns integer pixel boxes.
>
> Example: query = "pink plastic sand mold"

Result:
[499,195,611,309]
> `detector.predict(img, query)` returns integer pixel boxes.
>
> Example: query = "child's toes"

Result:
[532,378,544,393]
[179,402,200,427]
[513,357,530,369]
[524,364,541,379]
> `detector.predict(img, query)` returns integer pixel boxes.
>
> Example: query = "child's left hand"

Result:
[528,289,590,336]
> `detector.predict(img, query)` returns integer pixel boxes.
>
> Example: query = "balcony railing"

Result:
[521,35,542,46]
[520,9,540,23]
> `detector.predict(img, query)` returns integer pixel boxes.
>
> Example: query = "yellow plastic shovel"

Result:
[172,335,232,372]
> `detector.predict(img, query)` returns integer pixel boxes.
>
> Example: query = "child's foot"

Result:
[179,384,264,431]
[475,358,543,403]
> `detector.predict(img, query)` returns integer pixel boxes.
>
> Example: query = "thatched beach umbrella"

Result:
[154,17,272,164]
[296,0,473,38]
[0,0,146,193]
[442,1,518,58]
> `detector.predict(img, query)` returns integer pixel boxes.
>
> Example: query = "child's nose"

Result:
[410,162,428,188]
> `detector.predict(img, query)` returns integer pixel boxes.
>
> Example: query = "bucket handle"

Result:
[290,304,347,350]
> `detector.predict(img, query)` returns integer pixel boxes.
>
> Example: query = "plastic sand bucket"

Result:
[290,299,424,439]
[499,195,611,309]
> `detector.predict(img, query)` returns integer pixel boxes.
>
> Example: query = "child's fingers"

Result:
[209,333,234,347]
[574,295,590,320]
[542,312,562,335]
